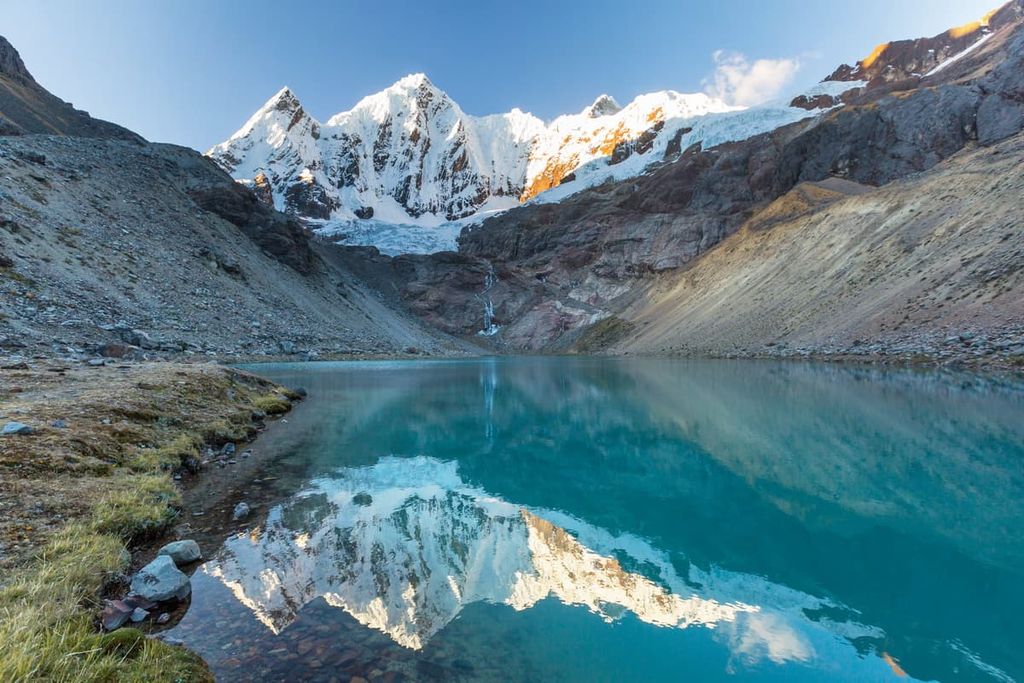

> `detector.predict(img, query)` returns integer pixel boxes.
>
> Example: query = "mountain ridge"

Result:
[207,73,780,228]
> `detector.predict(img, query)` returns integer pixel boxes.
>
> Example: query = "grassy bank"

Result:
[0,361,299,682]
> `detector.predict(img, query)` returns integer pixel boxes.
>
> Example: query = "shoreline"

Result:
[2,351,1021,680]
[0,359,304,681]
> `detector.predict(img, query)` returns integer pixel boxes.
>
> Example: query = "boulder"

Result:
[129,555,191,602]
[2,421,33,435]
[157,539,202,566]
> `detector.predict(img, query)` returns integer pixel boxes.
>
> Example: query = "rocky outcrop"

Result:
[0,35,141,140]
[188,177,316,275]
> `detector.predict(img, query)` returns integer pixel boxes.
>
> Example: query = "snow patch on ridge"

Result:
[925,32,994,76]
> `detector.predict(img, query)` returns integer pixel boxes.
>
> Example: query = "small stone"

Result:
[221,442,236,456]
[156,612,171,624]
[232,502,250,521]
[2,421,33,436]
[51,419,67,429]
[129,555,191,602]
[130,607,149,623]
[87,358,106,366]
[100,600,133,631]
[123,595,156,610]
[157,539,202,566]
[99,342,134,359]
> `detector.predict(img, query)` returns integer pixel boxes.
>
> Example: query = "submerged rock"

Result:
[157,539,202,566]
[129,555,190,602]
[232,502,250,521]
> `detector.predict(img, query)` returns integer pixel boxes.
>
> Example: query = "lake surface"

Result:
[168,357,1024,682]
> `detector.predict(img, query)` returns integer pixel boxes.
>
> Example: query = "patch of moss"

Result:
[573,316,637,353]
[90,475,179,543]
[252,393,292,415]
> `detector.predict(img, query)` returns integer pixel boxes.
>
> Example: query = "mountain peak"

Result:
[260,86,302,113]
[0,34,34,86]
[392,73,435,91]
[583,94,622,118]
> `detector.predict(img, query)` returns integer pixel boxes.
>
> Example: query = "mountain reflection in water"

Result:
[171,358,1024,682]
[206,456,878,662]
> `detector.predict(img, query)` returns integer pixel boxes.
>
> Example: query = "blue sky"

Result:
[3,0,998,150]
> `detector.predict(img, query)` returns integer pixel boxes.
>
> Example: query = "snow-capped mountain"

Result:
[208,76,849,241]
[207,1,1010,257]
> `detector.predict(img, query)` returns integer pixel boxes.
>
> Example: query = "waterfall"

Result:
[477,261,500,337]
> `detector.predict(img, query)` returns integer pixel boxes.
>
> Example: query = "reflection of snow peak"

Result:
[206,457,875,660]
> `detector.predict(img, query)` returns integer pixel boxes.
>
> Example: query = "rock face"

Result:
[130,555,191,602]
[187,179,316,274]
[0,35,140,140]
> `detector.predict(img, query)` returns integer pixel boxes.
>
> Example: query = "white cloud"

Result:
[703,51,801,107]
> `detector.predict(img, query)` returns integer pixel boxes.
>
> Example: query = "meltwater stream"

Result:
[167,357,1024,682]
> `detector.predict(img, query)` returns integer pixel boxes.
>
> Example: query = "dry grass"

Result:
[0,361,295,682]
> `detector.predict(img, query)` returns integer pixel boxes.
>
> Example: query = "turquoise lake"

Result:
[167,357,1024,682]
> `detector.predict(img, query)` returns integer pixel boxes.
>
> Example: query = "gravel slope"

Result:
[614,134,1024,365]
[0,135,472,360]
